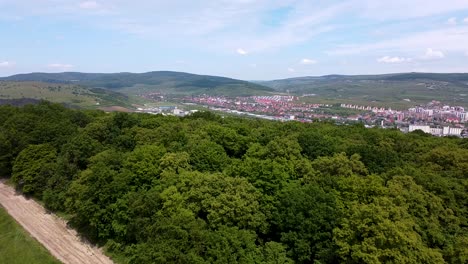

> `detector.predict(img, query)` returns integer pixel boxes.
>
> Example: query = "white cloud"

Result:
[377,56,412,63]
[0,1,345,54]
[236,48,248,55]
[0,61,15,68]
[356,0,468,20]
[231,2,346,53]
[79,1,99,10]
[465,51,468,57]
[288,68,295,72]
[422,48,445,59]
[300,58,317,65]
[328,26,468,57]
[47,63,74,70]
[464,17,468,23]
[447,17,457,25]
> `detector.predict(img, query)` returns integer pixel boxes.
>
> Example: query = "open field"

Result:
[0,81,98,107]
[0,81,131,108]
[0,206,61,264]
[0,181,113,264]
[117,82,273,97]
[98,106,133,112]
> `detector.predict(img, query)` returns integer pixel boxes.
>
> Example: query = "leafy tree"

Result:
[226,157,294,196]
[273,183,339,263]
[66,149,127,241]
[0,131,13,176]
[203,124,248,158]
[123,144,167,188]
[60,133,103,170]
[12,144,57,196]
[83,115,116,143]
[262,242,294,264]
[125,206,207,264]
[312,153,368,178]
[159,171,268,232]
[298,130,339,160]
[333,197,445,264]
[347,143,401,174]
[160,152,192,174]
[186,140,229,172]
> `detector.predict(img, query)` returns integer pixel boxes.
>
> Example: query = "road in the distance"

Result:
[0,181,113,264]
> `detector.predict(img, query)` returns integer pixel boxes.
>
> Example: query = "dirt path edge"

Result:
[0,181,114,264]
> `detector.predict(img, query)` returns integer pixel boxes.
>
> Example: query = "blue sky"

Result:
[1,0,468,80]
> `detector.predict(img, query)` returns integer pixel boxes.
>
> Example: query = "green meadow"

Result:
[0,81,131,108]
[0,206,60,264]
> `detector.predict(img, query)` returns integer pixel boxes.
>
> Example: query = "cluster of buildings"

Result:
[406,103,467,123]
[343,101,468,124]
[184,95,331,120]
[158,95,468,137]
[136,105,196,117]
[408,125,463,136]
[340,104,391,113]
[252,95,295,103]
[338,101,468,137]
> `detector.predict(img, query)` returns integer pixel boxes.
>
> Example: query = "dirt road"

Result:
[0,181,113,264]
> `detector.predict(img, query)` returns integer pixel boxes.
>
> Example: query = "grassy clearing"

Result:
[0,81,98,107]
[0,206,61,264]
[117,83,273,97]
[0,81,131,108]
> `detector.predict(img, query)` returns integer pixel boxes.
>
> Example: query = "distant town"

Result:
[136,94,468,137]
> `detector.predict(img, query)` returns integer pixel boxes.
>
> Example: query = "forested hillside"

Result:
[1,102,467,264]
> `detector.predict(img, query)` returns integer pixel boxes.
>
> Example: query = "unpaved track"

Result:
[0,181,113,264]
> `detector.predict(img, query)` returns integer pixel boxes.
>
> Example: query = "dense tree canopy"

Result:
[1,101,467,263]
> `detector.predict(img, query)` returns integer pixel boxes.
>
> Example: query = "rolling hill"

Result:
[0,81,130,108]
[4,71,468,109]
[257,72,468,108]
[1,71,274,97]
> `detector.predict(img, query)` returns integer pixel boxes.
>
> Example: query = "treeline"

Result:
[0,102,467,264]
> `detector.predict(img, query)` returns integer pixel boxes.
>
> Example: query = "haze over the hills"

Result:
[0,71,274,97]
[1,1,468,79]
[3,71,468,108]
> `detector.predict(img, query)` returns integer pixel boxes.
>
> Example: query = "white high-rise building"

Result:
[410,125,462,136]
[430,128,443,135]
[443,127,463,136]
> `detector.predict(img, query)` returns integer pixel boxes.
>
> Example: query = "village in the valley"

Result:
[136,93,468,137]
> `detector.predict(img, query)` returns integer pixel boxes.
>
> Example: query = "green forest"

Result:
[0,101,467,264]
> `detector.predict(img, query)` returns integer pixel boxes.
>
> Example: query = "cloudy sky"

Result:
[1,0,468,80]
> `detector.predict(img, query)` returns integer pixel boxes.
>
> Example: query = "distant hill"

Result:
[5,71,468,108]
[0,81,130,108]
[1,71,274,96]
[257,72,468,108]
